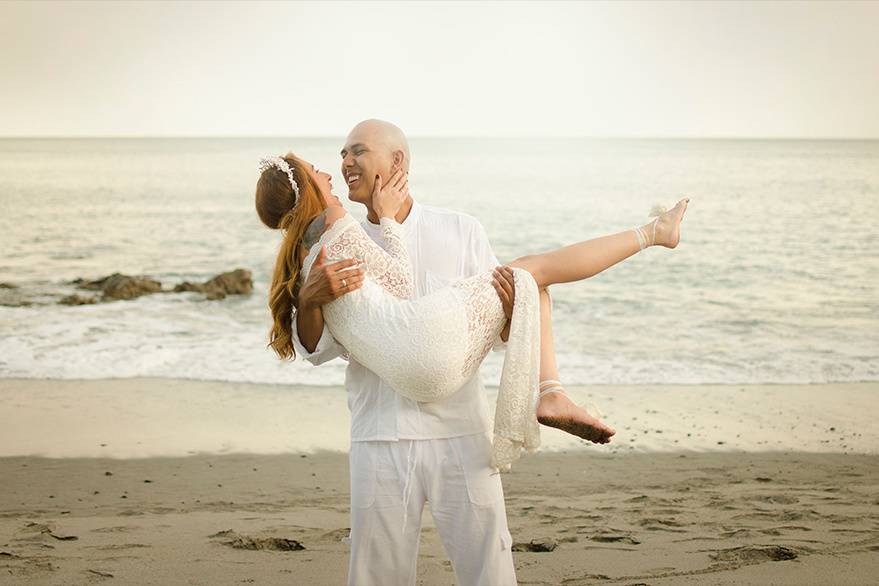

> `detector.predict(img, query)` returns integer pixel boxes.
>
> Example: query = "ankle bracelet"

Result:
[633,227,647,251]
[539,379,567,398]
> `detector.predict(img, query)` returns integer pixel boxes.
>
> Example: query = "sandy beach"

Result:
[2,379,878,458]
[2,451,878,585]
[2,379,878,584]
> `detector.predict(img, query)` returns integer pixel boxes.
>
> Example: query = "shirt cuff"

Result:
[291,318,345,365]
[379,216,403,229]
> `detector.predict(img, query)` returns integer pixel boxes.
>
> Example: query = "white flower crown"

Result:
[258,156,301,202]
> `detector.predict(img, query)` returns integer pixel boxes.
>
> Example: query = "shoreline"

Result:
[1,378,877,459]
[8,374,879,386]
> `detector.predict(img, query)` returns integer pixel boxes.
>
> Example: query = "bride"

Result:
[255,153,689,469]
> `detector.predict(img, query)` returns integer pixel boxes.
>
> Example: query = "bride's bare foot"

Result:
[648,197,690,248]
[536,391,616,444]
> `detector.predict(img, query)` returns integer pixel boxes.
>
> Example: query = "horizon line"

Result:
[1,134,878,141]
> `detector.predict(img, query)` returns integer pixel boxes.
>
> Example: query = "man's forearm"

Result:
[296,304,325,353]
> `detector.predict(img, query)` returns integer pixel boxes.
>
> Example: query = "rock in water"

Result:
[204,268,253,299]
[59,294,99,306]
[0,291,34,307]
[174,269,253,300]
[65,269,253,303]
[74,273,162,301]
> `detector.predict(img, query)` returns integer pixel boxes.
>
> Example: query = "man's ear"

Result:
[392,150,404,170]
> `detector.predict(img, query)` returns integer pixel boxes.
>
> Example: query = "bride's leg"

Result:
[534,287,615,443]
[510,198,689,288]
[536,287,559,383]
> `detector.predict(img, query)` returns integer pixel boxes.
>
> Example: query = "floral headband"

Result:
[258,156,300,203]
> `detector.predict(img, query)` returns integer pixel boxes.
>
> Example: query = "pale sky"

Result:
[2,0,878,138]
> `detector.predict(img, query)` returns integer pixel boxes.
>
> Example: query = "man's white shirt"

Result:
[291,200,503,442]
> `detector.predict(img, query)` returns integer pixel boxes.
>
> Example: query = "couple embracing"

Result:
[254,119,689,585]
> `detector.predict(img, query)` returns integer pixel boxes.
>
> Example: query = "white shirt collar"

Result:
[363,199,421,234]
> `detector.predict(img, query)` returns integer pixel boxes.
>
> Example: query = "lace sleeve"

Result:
[324,215,413,299]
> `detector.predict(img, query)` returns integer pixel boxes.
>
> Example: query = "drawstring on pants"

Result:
[401,440,417,536]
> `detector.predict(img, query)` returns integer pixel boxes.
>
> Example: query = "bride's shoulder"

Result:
[304,207,353,246]
[323,206,349,228]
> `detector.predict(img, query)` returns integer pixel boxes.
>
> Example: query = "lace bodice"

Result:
[302,212,413,299]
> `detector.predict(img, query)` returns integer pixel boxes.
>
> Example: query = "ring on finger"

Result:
[342,278,347,288]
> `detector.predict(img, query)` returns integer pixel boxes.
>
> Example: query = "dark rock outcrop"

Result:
[60,268,253,304]
[74,273,162,301]
[0,297,34,307]
[174,268,253,300]
[59,294,99,306]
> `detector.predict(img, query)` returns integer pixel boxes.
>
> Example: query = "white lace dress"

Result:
[300,212,541,470]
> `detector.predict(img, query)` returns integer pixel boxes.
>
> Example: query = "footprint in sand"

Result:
[14,522,77,542]
[208,529,305,551]
[638,517,685,529]
[747,494,799,505]
[590,534,642,545]
[709,545,799,564]
[511,539,557,552]
[83,543,152,551]
[319,528,352,543]
[91,525,136,533]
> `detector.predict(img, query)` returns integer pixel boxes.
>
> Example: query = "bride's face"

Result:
[307,163,343,209]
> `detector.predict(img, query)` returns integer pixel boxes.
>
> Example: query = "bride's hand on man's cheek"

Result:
[372,168,409,218]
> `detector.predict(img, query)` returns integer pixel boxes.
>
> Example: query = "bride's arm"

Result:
[371,169,413,298]
[322,170,413,298]
[323,212,413,299]
[374,216,413,298]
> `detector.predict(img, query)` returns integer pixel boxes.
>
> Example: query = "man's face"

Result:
[340,127,395,207]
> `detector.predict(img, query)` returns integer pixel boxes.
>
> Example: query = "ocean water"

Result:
[1,138,877,387]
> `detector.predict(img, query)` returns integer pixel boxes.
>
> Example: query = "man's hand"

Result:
[492,266,515,342]
[372,168,409,220]
[298,246,365,310]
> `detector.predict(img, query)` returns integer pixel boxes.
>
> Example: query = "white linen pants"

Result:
[347,431,517,586]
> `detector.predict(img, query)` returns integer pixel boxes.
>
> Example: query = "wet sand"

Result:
[2,451,878,585]
[2,379,877,458]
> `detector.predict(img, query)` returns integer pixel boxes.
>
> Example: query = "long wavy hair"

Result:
[255,153,327,360]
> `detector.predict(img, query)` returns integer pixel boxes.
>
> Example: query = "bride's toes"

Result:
[675,197,689,218]
[656,198,689,248]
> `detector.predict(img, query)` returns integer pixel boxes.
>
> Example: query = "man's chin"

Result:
[347,189,368,204]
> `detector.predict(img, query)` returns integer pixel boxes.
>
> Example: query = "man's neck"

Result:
[366,196,414,225]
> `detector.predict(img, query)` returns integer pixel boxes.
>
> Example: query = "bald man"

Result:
[292,120,518,586]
